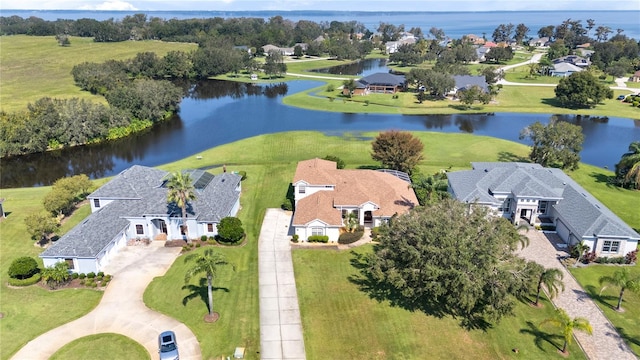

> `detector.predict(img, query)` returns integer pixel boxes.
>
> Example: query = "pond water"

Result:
[1,66,639,188]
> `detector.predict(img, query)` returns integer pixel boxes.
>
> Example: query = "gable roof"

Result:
[447,162,640,241]
[41,166,241,258]
[357,72,405,88]
[292,159,417,226]
[551,62,583,73]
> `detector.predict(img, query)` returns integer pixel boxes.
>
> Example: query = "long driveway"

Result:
[11,242,201,360]
[258,208,306,360]
[518,231,636,360]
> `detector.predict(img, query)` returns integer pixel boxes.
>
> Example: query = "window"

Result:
[342,209,348,219]
[135,224,144,235]
[93,199,100,208]
[64,258,75,270]
[299,184,306,194]
[602,240,620,253]
[537,201,547,214]
[311,227,324,236]
[207,223,214,232]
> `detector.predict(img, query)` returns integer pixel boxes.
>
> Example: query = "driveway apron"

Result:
[259,209,306,360]
[518,231,636,360]
[11,242,202,360]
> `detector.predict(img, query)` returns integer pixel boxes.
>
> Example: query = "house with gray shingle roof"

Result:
[40,165,242,274]
[343,72,406,96]
[447,162,639,257]
[449,75,489,95]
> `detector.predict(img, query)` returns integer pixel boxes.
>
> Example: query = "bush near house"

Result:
[216,217,245,244]
[307,235,329,243]
[8,256,40,280]
[338,227,364,244]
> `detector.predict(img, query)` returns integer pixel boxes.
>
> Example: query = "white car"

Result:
[158,331,179,360]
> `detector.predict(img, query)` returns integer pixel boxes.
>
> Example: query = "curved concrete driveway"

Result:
[11,242,201,360]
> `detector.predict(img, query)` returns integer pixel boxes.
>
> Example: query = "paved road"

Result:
[11,242,202,360]
[518,231,636,360]
[259,209,306,360]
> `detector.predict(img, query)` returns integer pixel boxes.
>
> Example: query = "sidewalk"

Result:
[11,243,201,360]
[258,209,306,360]
[518,231,636,360]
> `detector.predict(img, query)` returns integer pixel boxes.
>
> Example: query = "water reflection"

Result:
[311,58,389,76]
[1,78,638,188]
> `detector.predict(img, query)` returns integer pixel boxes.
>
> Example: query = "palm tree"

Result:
[166,171,196,243]
[184,249,233,319]
[599,267,640,311]
[535,268,565,306]
[615,141,640,189]
[572,240,590,265]
[540,308,593,354]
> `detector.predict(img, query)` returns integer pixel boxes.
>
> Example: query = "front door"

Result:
[364,211,373,226]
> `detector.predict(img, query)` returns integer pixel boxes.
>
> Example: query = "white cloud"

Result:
[79,1,138,10]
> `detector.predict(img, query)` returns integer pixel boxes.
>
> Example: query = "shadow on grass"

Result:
[181,277,230,313]
[616,326,640,351]
[347,250,492,331]
[497,151,529,163]
[584,284,619,310]
[520,321,564,352]
[589,172,619,188]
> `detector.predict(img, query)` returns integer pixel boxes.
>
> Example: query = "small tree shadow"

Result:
[497,151,528,163]
[589,172,617,188]
[584,284,618,310]
[347,250,492,330]
[616,326,640,349]
[520,321,564,351]
[181,277,230,313]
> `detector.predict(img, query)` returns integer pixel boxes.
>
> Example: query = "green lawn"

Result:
[2,131,639,359]
[0,35,196,113]
[49,333,150,360]
[0,186,103,360]
[294,247,585,360]
[569,265,640,356]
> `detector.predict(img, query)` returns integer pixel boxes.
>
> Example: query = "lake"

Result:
[1,68,639,188]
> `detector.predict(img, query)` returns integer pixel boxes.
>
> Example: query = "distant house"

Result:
[233,45,251,54]
[475,46,491,62]
[483,41,498,48]
[450,75,489,95]
[291,158,418,242]
[530,37,550,47]
[39,166,242,274]
[631,70,640,82]
[550,62,583,77]
[262,44,294,56]
[447,162,639,257]
[343,72,406,96]
[464,34,485,45]
[385,33,416,53]
[553,55,590,68]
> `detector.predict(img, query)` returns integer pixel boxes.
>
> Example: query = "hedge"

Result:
[8,273,42,287]
[338,228,364,245]
[307,235,329,243]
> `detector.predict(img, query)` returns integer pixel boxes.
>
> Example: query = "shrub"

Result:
[583,251,597,264]
[8,273,42,287]
[41,262,70,289]
[96,274,103,281]
[281,197,294,211]
[238,171,247,181]
[97,271,104,277]
[71,272,79,279]
[86,272,96,279]
[8,256,40,279]
[78,273,86,279]
[308,235,329,243]
[322,155,346,169]
[103,274,112,283]
[195,243,201,248]
[610,256,626,264]
[326,83,335,92]
[338,228,364,244]
[625,250,638,264]
[291,234,299,243]
[201,235,208,242]
[182,245,190,252]
[371,227,380,240]
[216,217,245,244]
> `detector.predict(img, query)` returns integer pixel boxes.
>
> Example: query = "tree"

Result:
[484,46,513,63]
[184,249,232,320]
[24,212,59,241]
[216,217,245,244]
[519,121,585,170]
[166,171,196,242]
[366,199,538,327]
[371,130,424,174]
[342,79,357,97]
[514,23,529,44]
[406,68,454,98]
[599,268,640,311]
[615,141,640,189]
[457,85,484,108]
[263,50,287,78]
[540,308,592,354]
[41,261,71,289]
[322,155,345,169]
[572,240,590,265]
[410,171,449,206]
[43,188,75,217]
[8,257,40,280]
[535,268,565,306]
[55,33,70,46]
[554,72,613,109]
[293,44,304,58]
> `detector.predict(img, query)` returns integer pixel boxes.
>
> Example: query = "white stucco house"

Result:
[291,158,418,242]
[40,165,242,274]
[447,162,639,257]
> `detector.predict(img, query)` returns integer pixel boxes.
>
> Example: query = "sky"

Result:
[1,0,639,11]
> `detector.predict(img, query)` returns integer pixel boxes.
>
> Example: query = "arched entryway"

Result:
[151,219,168,241]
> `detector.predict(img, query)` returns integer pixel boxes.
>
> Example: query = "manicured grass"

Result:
[0,186,102,360]
[49,333,150,360]
[0,35,196,113]
[294,247,585,359]
[569,265,640,356]
[3,131,639,359]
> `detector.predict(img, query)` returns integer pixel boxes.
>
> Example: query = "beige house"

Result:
[291,158,418,242]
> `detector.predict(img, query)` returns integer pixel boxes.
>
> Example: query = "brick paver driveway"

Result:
[518,231,636,360]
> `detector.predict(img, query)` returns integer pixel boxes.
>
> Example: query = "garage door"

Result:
[556,219,570,244]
